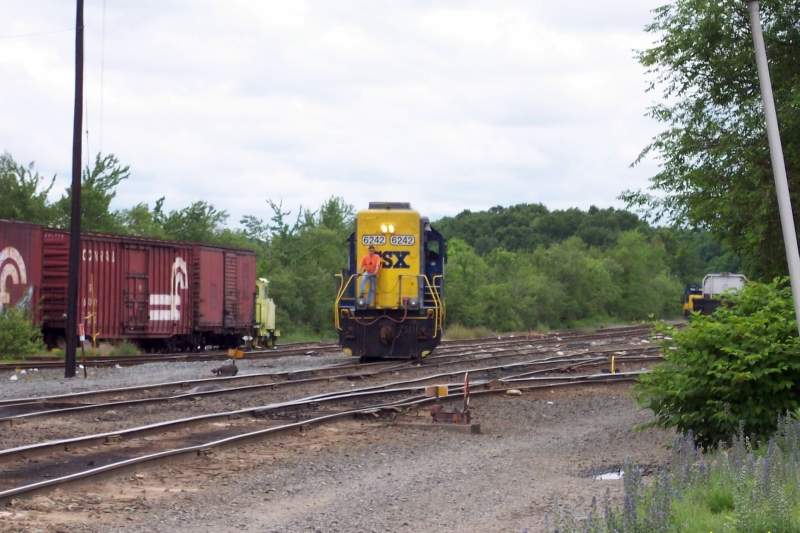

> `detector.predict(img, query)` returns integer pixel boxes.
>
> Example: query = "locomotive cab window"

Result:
[426,241,440,264]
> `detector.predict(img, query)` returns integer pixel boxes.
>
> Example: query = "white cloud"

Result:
[0,0,664,222]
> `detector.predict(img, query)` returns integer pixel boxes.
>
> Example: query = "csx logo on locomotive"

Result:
[380,251,411,269]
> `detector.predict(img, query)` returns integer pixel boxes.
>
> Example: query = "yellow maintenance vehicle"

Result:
[253,277,279,347]
[683,273,747,316]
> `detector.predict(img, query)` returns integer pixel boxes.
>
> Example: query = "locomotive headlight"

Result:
[388,224,395,233]
[380,223,388,233]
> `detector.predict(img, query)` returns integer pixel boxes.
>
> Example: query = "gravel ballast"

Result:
[0,354,349,401]
[3,383,673,532]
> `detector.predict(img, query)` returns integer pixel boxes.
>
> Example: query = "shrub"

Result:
[636,279,800,447]
[0,308,44,359]
[112,340,140,357]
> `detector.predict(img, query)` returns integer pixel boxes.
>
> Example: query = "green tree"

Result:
[240,214,270,243]
[118,198,167,238]
[0,153,55,224]
[257,197,354,336]
[606,231,683,320]
[445,239,490,327]
[55,153,129,232]
[480,260,561,331]
[623,0,800,279]
[656,227,741,286]
[161,201,228,243]
[317,196,355,233]
[531,237,619,324]
[436,203,648,254]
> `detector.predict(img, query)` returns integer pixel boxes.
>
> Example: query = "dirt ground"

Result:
[1,383,673,533]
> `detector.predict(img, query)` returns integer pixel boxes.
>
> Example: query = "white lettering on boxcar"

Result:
[148,257,188,321]
[0,247,28,311]
[82,248,116,263]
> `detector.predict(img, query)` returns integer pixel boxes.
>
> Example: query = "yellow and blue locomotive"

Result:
[335,202,446,361]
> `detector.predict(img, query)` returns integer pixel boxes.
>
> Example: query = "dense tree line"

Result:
[442,205,738,331]
[1,151,738,337]
[436,204,647,253]
[438,203,740,287]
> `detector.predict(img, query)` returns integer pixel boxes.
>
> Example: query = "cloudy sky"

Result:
[2,0,665,223]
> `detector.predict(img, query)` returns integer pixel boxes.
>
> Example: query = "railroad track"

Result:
[0,324,665,501]
[0,365,644,502]
[0,323,659,371]
[0,328,658,422]
[0,347,659,422]
[0,341,341,371]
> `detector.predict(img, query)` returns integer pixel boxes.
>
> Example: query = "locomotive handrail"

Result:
[333,273,357,330]
[335,272,443,335]
[424,275,444,336]
[432,274,445,326]
[398,274,443,337]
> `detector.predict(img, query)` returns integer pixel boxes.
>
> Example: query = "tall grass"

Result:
[443,323,497,340]
[111,341,140,357]
[553,417,800,532]
[278,329,336,344]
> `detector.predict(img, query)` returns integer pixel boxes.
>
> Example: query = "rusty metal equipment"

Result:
[429,372,472,425]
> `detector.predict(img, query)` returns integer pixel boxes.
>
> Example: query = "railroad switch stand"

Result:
[429,404,471,425]
[428,373,478,433]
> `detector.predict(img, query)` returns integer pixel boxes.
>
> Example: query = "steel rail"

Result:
[0,350,659,421]
[0,386,434,463]
[0,323,657,371]
[0,328,657,408]
[0,370,644,502]
[0,342,343,371]
[422,338,657,372]
[0,359,403,407]
[0,358,653,466]
[434,326,656,354]
[0,344,660,421]
[0,396,430,501]
[303,351,660,402]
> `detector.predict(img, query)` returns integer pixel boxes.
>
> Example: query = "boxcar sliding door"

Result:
[123,247,149,333]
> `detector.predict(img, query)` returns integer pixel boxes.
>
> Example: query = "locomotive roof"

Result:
[367,202,412,210]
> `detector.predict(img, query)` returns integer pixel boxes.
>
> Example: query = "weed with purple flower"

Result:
[552,417,800,532]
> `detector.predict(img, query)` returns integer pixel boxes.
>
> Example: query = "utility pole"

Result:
[65,0,84,378]
[747,1,800,335]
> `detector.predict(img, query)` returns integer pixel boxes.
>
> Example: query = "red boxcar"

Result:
[1,219,258,349]
[40,229,196,347]
[0,220,42,320]
[192,245,256,340]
